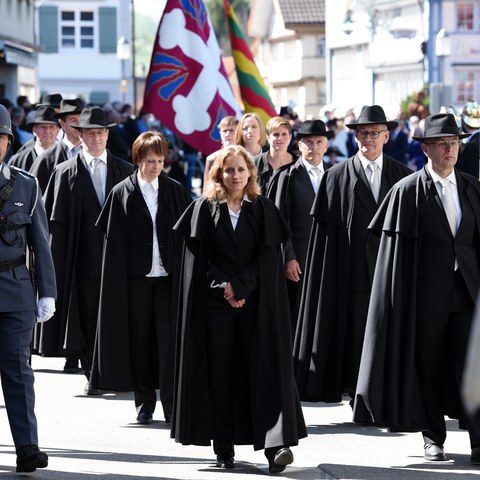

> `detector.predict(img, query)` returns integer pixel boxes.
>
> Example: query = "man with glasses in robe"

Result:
[294,105,412,406]
[354,112,480,464]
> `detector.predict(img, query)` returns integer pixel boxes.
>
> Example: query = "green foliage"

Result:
[206,0,252,54]
[400,84,430,118]
[134,13,158,77]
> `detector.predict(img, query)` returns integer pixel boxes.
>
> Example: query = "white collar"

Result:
[138,175,159,192]
[83,150,107,166]
[427,163,457,186]
[358,152,383,171]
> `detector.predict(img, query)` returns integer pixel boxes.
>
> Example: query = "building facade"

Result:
[0,0,37,102]
[249,0,326,120]
[37,0,133,105]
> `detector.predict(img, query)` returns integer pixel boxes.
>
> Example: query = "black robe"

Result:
[171,196,307,450]
[33,152,133,356]
[30,142,69,193]
[8,145,37,171]
[353,167,480,430]
[89,172,192,390]
[293,155,412,402]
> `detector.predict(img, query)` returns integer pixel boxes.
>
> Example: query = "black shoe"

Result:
[216,455,234,469]
[268,447,294,473]
[471,446,480,464]
[84,383,104,396]
[16,445,48,473]
[136,412,153,425]
[63,357,81,373]
[164,414,172,425]
[424,443,447,461]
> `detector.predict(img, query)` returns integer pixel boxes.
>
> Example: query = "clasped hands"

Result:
[223,282,245,308]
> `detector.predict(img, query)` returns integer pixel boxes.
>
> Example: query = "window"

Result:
[318,37,326,58]
[61,10,95,50]
[455,69,479,104]
[457,1,480,31]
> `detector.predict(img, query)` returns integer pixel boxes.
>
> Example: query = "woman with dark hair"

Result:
[90,131,192,424]
[172,145,307,473]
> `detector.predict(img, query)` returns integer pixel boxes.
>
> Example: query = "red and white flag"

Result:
[143,0,241,155]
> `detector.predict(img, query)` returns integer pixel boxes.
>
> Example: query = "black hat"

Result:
[40,93,63,109]
[295,119,334,140]
[346,105,398,131]
[27,105,59,126]
[53,98,86,119]
[72,107,116,129]
[412,113,470,142]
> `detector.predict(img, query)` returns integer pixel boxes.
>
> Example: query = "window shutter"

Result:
[39,6,58,53]
[98,7,117,54]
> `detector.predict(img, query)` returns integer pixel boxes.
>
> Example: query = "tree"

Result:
[206,0,252,54]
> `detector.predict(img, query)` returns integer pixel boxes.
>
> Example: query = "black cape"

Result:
[353,167,480,429]
[171,196,307,450]
[90,172,192,390]
[34,152,133,356]
[293,155,412,402]
[30,142,69,193]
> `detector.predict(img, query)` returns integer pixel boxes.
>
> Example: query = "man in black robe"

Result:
[30,98,85,193]
[36,108,133,394]
[354,113,480,463]
[273,119,332,334]
[9,106,59,171]
[294,105,412,403]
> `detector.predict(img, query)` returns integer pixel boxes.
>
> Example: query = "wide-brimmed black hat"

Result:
[346,105,398,131]
[27,105,59,126]
[40,93,63,109]
[295,119,334,140]
[412,113,470,141]
[72,107,116,129]
[53,98,86,119]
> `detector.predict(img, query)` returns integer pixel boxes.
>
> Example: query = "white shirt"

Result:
[358,152,384,177]
[301,157,324,192]
[138,175,168,277]
[427,163,462,230]
[223,196,252,230]
[83,150,107,194]
[63,137,82,159]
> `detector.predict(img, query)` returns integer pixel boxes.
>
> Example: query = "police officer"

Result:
[0,104,56,472]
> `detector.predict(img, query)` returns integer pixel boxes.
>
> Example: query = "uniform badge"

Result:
[14,202,24,207]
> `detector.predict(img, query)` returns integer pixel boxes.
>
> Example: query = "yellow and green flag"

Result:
[224,0,277,125]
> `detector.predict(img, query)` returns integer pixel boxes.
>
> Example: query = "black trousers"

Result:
[417,270,480,448]
[344,290,371,395]
[206,306,256,457]
[128,275,173,418]
[77,276,101,375]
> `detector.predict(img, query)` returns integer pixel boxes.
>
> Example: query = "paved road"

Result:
[0,356,479,479]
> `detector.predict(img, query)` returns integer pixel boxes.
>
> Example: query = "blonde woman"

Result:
[172,145,306,473]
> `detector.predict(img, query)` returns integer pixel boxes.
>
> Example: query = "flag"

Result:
[224,0,277,126]
[143,0,241,155]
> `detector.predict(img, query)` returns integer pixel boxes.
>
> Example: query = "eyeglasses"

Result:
[426,140,461,150]
[356,130,387,139]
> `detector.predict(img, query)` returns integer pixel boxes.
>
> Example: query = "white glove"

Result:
[36,297,56,323]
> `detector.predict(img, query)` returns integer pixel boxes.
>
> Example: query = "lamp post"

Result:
[430,28,452,113]
[116,36,130,104]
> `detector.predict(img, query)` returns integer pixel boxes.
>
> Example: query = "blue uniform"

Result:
[0,163,56,447]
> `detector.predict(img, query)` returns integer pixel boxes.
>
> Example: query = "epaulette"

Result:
[9,165,36,180]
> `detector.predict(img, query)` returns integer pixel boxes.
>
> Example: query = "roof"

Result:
[277,0,326,25]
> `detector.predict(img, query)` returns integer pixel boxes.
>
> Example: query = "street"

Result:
[0,356,479,479]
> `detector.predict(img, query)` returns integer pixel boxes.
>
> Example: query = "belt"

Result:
[0,256,25,272]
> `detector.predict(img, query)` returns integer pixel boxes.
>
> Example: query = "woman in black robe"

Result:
[172,145,306,473]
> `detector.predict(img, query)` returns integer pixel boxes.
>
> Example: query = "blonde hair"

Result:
[204,145,261,202]
[266,115,292,134]
[235,112,267,147]
[218,115,239,130]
